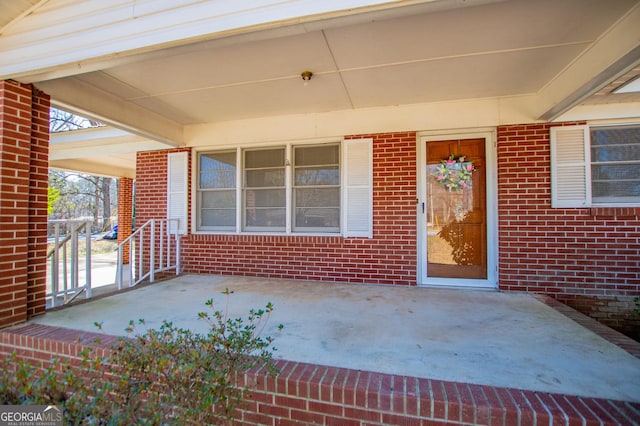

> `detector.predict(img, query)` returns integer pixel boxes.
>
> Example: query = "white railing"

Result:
[116,219,181,289]
[46,219,93,307]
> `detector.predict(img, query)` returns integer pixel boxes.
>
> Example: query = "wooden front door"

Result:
[425,138,487,279]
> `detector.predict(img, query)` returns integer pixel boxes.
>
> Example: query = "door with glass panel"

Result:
[425,138,487,280]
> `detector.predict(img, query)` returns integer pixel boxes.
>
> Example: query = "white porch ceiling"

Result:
[2,0,640,177]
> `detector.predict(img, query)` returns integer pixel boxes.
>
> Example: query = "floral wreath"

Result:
[433,155,475,191]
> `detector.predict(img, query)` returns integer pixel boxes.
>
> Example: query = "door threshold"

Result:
[418,282,498,291]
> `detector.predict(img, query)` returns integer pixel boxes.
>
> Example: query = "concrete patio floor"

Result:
[32,274,640,404]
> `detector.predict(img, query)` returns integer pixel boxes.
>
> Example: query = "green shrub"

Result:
[0,289,282,425]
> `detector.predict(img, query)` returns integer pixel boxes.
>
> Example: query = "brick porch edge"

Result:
[1,295,639,425]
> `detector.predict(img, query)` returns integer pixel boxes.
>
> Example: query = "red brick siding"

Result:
[497,122,640,334]
[2,323,638,425]
[135,148,192,227]
[136,133,417,285]
[0,81,49,327]
[27,88,49,319]
[117,177,133,262]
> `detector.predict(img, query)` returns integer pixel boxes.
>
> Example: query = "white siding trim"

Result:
[342,138,373,238]
[167,152,188,234]
[550,125,591,208]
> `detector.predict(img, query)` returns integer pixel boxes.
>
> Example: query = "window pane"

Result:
[201,209,236,227]
[246,208,286,227]
[591,126,640,146]
[592,164,640,201]
[201,190,235,208]
[592,145,640,162]
[200,152,236,189]
[200,171,235,189]
[295,167,339,185]
[295,145,339,166]
[246,169,285,187]
[592,164,640,181]
[295,208,340,229]
[295,188,340,207]
[201,152,236,171]
[245,148,284,168]
[245,189,285,207]
[593,181,640,198]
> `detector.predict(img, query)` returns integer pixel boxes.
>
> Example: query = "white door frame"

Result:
[417,128,498,288]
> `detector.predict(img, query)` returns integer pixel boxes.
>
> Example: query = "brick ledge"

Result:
[533,294,640,359]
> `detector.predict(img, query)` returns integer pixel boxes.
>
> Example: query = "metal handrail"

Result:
[46,220,92,307]
[116,219,181,289]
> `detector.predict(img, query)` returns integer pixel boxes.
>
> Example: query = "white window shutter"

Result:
[343,138,373,238]
[167,152,188,234]
[550,125,591,208]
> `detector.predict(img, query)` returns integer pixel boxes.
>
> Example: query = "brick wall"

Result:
[497,123,640,337]
[0,80,49,328]
[27,88,49,319]
[136,133,417,285]
[117,177,133,262]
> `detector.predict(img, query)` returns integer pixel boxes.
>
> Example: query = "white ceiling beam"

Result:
[50,158,135,179]
[185,95,540,147]
[536,2,640,121]
[50,126,170,160]
[38,77,184,146]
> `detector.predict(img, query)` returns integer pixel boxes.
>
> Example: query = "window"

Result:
[550,124,640,207]
[198,151,236,230]
[244,147,286,231]
[293,144,340,232]
[590,125,640,204]
[194,139,373,236]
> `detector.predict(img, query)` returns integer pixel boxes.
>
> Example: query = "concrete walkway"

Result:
[33,274,640,403]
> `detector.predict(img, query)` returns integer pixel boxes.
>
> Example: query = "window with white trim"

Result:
[194,139,373,236]
[293,144,340,232]
[244,147,286,231]
[550,124,640,207]
[198,151,237,231]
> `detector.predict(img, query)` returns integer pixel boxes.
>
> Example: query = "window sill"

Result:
[192,230,345,238]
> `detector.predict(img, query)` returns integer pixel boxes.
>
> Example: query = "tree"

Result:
[49,107,102,132]
[47,186,60,215]
[48,170,116,232]
[48,108,114,232]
